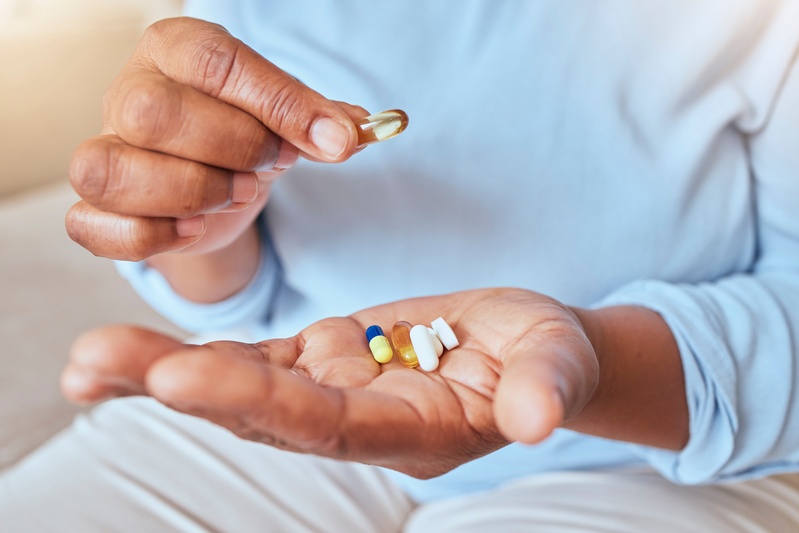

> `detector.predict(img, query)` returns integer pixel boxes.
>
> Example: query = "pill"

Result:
[356,109,409,147]
[365,325,393,364]
[428,327,444,357]
[391,321,419,368]
[411,325,439,372]
[431,317,459,350]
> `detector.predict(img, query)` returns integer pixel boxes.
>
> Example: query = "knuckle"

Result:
[119,220,160,262]
[142,18,174,43]
[65,202,165,262]
[143,19,164,40]
[237,123,277,170]
[117,77,176,145]
[64,203,116,259]
[175,165,218,216]
[145,17,227,44]
[260,78,307,133]
[192,37,243,97]
[64,204,89,247]
[69,139,120,206]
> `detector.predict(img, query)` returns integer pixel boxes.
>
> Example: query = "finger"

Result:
[145,348,425,463]
[108,71,290,172]
[65,201,205,261]
[135,18,361,162]
[297,101,371,162]
[333,100,370,123]
[173,173,272,256]
[493,327,598,445]
[62,325,296,404]
[62,326,185,403]
[70,135,260,217]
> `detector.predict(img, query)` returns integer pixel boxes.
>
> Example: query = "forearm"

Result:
[565,305,689,451]
[146,222,261,304]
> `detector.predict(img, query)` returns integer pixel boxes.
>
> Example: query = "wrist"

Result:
[563,305,689,450]
[147,223,261,304]
[567,306,607,379]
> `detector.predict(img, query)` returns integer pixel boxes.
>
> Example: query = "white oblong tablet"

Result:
[428,327,444,357]
[431,317,459,350]
[410,325,439,371]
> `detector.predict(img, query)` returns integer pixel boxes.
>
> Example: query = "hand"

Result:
[62,288,600,478]
[66,17,369,261]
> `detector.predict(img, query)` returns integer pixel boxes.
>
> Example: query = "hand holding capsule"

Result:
[64,17,409,303]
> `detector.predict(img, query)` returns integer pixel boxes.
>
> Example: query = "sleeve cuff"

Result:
[114,242,279,334]
[592,279,736,484]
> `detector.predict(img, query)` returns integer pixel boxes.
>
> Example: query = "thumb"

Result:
[493,334,598,444]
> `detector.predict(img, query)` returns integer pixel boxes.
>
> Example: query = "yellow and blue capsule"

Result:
[366,325,394,363]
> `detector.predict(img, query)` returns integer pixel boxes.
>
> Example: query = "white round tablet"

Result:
[428,327,444,357]
[431,317,459,350]
[410,325,439,371]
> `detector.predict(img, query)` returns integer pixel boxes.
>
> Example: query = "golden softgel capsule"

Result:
[356,110,409,147]
[391,321,419,368]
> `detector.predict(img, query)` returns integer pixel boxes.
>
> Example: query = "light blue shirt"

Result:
[117,0,799,501]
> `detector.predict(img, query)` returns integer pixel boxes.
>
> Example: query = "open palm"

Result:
[63,288,598,478]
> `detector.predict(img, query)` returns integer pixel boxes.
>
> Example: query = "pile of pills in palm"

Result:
[365,318,459,372]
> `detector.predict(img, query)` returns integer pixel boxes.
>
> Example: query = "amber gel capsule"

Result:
[355,109,409,147]
[391,321,419,368]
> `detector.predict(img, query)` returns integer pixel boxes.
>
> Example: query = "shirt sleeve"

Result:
[114,216,281,334]
[595,50,799,485]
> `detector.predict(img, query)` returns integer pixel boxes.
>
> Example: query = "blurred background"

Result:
[0,0,186,470]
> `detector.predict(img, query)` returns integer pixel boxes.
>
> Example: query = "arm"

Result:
[561,50,799,483]
[566,306,688,451]
[62,53,799,481]
[56,286,683,479]
[146,222,261,304]
[62,17,799,485]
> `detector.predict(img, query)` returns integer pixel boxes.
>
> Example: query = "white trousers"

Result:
[3,397,799,533]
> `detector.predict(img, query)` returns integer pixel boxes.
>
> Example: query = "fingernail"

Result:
[272,140,299,171]
[258,140,300,172]
[311,117,349,158]
[231,172,259,204]
[176,215,205,238]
